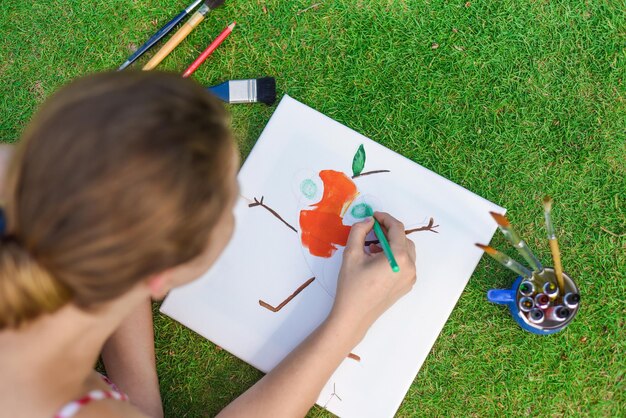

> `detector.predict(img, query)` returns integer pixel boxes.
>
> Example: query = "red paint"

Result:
[299,170,358,258]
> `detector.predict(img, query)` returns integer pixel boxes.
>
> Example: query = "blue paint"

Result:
[0,207,5,236]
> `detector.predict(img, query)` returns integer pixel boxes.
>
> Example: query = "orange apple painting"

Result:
[300,170,358,258]
[248,145,439,313]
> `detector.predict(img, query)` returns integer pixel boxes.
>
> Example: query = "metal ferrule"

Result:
[517,241,543,272]
[228,79,258,103]
[185,0,204,13]
[501,227,543,272]
[197,4,210,15]
[544,212,556,239]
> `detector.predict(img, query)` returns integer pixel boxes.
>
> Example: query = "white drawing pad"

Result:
[161,95,504,417]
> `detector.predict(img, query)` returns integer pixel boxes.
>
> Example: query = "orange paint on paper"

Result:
[299,170,358,258]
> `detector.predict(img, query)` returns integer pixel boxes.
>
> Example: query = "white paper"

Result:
[161,95,504,417]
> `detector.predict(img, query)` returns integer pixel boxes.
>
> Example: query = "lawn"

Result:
[1,0,624,416]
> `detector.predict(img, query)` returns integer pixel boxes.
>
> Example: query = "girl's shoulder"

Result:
[72,399,149,418]
[56,372,149,418]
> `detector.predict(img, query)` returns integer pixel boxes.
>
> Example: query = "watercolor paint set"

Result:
[478,200,581,335]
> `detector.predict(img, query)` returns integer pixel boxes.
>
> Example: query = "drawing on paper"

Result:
[323,383,343,409]
[248,144,439,317]
[159,96,506,417]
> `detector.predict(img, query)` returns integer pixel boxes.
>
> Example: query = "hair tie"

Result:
[0,207,5,237]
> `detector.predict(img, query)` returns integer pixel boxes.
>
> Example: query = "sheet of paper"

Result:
[161,95,504,417]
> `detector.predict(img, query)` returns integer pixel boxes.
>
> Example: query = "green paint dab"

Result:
[300,179,317,199]
[351,202,373,219]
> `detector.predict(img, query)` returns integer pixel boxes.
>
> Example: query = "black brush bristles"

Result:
[257,77,276,105]
[205,0,226,10]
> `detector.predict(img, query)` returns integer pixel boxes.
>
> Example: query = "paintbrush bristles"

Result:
[257,77,277,105]
[542,195,553,212]
[489,212,510,228]
[475,243,497,255]
[205,0,225,7]
[204,0,226,10]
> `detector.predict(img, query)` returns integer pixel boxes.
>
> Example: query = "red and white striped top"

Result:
[54,374,129,418]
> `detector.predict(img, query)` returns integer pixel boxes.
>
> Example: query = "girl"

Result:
[0,71,417,418]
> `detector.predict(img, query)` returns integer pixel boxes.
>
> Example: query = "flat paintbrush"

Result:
[207,77,276,105]
[490,212,543,273]
[118,0,205,71]
[143,0,225,71]
[542,196,565,293]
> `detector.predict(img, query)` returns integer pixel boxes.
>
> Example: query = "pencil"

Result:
[542,196,566,293]
[475,243,533,278]
[490,212,543,273]
[182,22,235,78]
[118,0,205,71]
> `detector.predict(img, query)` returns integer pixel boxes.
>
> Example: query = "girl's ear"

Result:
[147,272,169,300]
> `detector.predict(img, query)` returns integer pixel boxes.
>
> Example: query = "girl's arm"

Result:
[101,298,164,418]
[218,212,417,417]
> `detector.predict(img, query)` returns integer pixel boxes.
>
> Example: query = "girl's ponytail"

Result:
[0,237,71,329]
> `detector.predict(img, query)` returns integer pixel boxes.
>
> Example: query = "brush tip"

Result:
[475,243,496,254]
[205,0,226,10]
[256,76,276,105]
[542,195,553,211]
[489,211,510,227]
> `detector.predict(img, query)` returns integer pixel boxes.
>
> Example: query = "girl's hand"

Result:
[329,212,417,343]
[219,212,416,418]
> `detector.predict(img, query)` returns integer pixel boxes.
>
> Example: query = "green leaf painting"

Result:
[352,144,366,177]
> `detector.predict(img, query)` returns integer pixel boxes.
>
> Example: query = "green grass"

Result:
[1,0,624,416]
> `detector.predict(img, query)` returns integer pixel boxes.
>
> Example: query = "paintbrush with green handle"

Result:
[363,206,399,273]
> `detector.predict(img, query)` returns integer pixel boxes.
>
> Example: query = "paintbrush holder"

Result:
[487,267,580,335]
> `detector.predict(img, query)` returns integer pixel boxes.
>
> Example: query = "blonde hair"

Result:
[0,71,234,329]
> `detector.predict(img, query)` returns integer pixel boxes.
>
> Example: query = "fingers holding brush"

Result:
[374,212,410,254]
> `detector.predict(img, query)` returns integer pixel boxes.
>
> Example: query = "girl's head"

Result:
[0,71,239,329]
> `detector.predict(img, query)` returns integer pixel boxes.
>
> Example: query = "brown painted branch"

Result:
[259,277,315,312]
[405,217,439,234]
[364,217,439,246]
[248,196,298,233]
[351,169,391,179]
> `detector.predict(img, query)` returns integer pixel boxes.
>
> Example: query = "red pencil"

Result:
[182,22,235,78]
